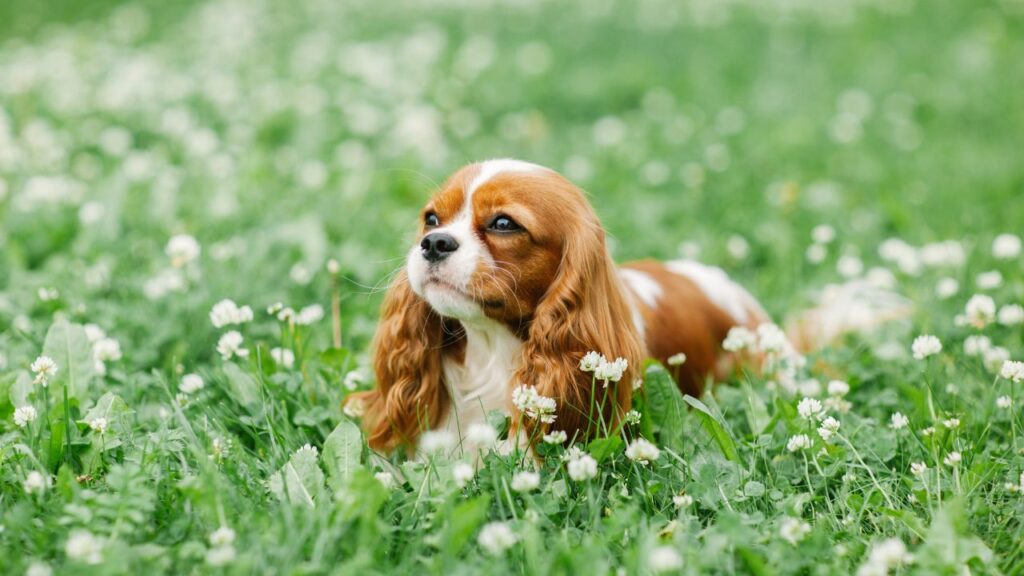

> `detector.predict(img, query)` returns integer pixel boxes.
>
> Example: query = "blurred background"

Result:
[1,0,1022,368]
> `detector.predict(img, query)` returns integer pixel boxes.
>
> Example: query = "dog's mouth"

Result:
[423,277,504,309]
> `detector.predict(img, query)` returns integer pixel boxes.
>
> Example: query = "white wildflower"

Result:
[975,271,1003,290]
[89,417,108,434]
[216,331,248,360]
[797,397,825,421]
[935,277,959,300]
[296,304,324,325]
[806,243,828,264]
[827,380,850,397]
[667,352,687,366]
[14,405,38,427]
[205,545,236,567]
[343,397,366,419]
[672,493,694,508]
[342,370,365,391]
[910,462,927,476]
[964,294,996,328]
[452,462,475,488]
[943,451,962,467]
[477,522,517,555]
[920,426,935,437]
[812,224,836,244]
[93,337,122,362]
[818,417,841,441]
[942,417,960,429]
[594,356,628,383]
[180,374,204,394]
[375,471,397,489]
[511,471,540,493]
[511,385,557,423]
[787,434,811,452]
[1001,360,1024,383]
[837,254,864,278]
[996,396,1012,409]
[998,304,1024,326]
[963,335,991,356]
[31,356,58,387]
[65,530,103,564]
[543,430,567,444]
[890,412,909,430]
[579,351,605,372]
[648,546,684,573]
[209,526,236,548]
[983,346,1011,373]
[756,324,790,354]
[23,471,48,495]
[25,562,52,576]
[723,326,756,352]
[911,335,942,360]
[624,409,642,425]
[419,430,455,454]
[465,423,498,448]
[166,234,200,268]
[779,517,811,545]
[992,233,1022,259]
[209,299,254,328]
[566,453,599,481]
[624,438,661,464]
[857,538,912,576]
[270,347,295,369]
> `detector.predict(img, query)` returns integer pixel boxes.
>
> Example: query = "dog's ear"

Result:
[348,269,450,452]
[512,218,644,443]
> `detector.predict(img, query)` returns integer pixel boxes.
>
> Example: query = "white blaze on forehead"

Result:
[465,159,549,198]
[666,259,767,324]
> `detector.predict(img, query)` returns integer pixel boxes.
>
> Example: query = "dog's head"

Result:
[353,160,644,452]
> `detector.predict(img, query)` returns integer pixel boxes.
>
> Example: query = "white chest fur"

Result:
[438,319,523,440]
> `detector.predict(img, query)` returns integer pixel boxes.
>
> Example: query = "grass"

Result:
[1,0,1023,573]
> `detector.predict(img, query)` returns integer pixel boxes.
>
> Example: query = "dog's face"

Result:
[406,160,584,326]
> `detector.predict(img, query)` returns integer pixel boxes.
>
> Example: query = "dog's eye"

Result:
[488,215,522,233]
[425,212,440,227]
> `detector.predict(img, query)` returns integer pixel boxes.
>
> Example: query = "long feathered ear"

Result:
[349,269,452,452]
[513,218,645,443]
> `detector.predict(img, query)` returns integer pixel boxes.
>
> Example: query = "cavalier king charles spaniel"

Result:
[349,159,904,454]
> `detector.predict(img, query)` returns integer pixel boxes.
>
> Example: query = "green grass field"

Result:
[2,0,1024,573]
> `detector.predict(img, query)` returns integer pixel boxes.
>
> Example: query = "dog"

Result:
[348,159,905,454]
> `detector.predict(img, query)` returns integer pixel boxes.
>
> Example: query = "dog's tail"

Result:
[785,279,912,353]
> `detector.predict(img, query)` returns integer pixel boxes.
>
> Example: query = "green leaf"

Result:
[8,372,33,409]
[587,435,623,463]
[80,392,131,431]
[222,362,261,408]
[744,480,766,497]
[740,382,771,436]
[443,495,490,557]
[268,447,326,507]
[42,320,96,401]
[683,395,739,462]
[322,418,364,492]
[642,362,688,451]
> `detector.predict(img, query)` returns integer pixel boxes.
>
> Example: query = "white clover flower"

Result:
[787,434,811,452]
[478,522,517,555]
[812,224,836,244]
[998,304,1024,326]
[723,326,756,352]
[911,335,942,360]
[209,299,254,328]
[827,380,850,397]
[594,357,628,384]
[466,423,498,448]
[210,437,231,461]
[797,397,825,421]
[343,370,365,391]
[667,352,687,366]
[542,430,567,444]
[935,277,959,300]
[975,271,1003,290]
[983,347,1011,373]
[296,444,318,459]
[996,396,1012,409]
[343,397,366,419]
[672,493,694,508]
[270,347,295,369]
[326,259,340,274]
[806,243,827,264]
[14,405,38,427]
[992,233,1022,259]
[205,545,236,567]
[296,304,324,325]
[890,412,909,430]
[818,417,841,441]
[756,323,790,354]
[420,430,456,455]
[511,385,557,423]
[31,355,58,387]
[624,409,642,426]
[65,530,103,564]
[166,234,200,268]
[37,287,59,302]
[964,294,996,328]
[452,462,475,488]
[837,254,864,278]
[857,538,912,576]
[23,471,47,495]
[180,374,205,395]
[798,378,822,397]
[566,453,599,481]
[25,561,52,576]
[84,324,106,343]
[920,426,935,437]
[89,417,109,434]
[216,331,248,360]
[943,451,962,467]
[375,471,397,489]
[511,471,540,493]
[824,396,852,414]
[779,517,811,545]
[942,417,960,429]
[579,351,605,372]
[93,337,122,362]
[625,438,661,464]
[209,526,236,548]
[648,545,683,573]
[910,462,928,476]
[1001,360,1024,383]
[963,335,991,356]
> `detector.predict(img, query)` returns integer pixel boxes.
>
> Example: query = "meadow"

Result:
[1,0,1024,573]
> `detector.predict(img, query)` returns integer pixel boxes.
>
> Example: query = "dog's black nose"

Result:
[420,232,459,262]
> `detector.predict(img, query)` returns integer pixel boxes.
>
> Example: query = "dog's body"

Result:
[350,159,903,454]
